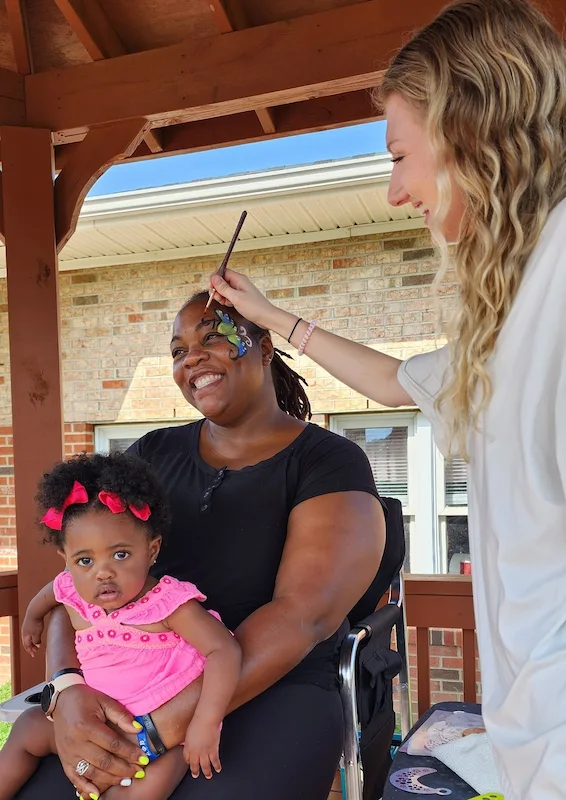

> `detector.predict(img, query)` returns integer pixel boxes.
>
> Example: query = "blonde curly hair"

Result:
[379,0,566,457]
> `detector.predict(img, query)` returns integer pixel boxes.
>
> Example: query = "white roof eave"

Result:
[78,154,395,228]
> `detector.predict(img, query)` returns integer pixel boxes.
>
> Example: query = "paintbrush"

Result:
[205,210,248,309]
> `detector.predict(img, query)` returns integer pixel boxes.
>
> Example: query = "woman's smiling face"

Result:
[385,92,466,244]
[171,298,273,423]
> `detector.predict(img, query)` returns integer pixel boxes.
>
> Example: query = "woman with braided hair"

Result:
[16,291,387,800]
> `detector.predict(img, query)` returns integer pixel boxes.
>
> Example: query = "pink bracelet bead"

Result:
[298,321,316,356]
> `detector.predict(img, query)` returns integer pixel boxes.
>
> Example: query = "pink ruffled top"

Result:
[53,571,217,715]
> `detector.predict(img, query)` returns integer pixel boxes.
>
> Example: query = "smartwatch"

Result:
[41,668,86,721]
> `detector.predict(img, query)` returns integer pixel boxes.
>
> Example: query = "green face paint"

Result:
[213,309,252,360]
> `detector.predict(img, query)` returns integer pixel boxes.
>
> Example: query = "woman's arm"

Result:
[211,269,414,408]
[152,490,385,747]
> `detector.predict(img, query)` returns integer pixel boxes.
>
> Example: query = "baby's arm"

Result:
[22,581,59,657]
[166,601,241,778]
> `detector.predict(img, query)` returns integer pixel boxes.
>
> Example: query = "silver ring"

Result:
[75,759,90,777]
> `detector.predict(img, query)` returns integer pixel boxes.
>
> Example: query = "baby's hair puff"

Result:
[36,452,169,548]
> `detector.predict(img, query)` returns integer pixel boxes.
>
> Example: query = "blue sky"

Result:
[90,120,387,196]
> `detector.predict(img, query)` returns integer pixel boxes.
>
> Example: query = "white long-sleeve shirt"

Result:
[397,198,566,799]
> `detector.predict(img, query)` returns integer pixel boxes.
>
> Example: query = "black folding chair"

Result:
[339,496,412,800]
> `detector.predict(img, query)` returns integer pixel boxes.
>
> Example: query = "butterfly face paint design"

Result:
[239,325,253,349]
[214,310,252,360]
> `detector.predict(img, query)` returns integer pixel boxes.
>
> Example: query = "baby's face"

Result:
[61,509,161,610]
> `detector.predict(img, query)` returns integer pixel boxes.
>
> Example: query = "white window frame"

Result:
[95,422,183,453]
[435,449,469,572]
[330,411,440,573]
[97,415,468,575]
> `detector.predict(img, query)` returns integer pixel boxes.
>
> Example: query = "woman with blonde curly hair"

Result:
[211,0,566,795]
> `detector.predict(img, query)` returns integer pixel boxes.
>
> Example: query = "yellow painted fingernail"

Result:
[89,795,99,800]
[138,755,150,765]
[132,720,143,730]
[134,770,145,779]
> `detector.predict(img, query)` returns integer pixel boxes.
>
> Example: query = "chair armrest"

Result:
[0,682,44,723]
[351,602,401,640]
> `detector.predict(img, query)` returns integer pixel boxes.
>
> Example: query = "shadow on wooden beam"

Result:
[55,118,149,251]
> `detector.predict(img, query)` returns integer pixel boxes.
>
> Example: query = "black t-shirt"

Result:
[128,419,381,689]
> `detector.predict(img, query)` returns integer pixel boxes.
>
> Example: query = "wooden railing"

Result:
[405,574,476,718]
[0,570,19,694]
[0,571,475,718]
[1,570,474,800]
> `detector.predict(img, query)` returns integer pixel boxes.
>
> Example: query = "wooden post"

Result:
[1,127,64,690]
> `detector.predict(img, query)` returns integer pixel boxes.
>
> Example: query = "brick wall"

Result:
[406,628,481,718]
[53,228,451,422]
[0,228,452,425]
[0,425,94,686]
[0,228,464,691]
[0,423,95,573]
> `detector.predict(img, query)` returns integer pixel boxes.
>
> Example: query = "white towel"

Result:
[430,733,502,795]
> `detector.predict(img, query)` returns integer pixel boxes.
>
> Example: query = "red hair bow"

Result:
[40,483,151,531]
[98,491,151,522]
[40,481,89,530]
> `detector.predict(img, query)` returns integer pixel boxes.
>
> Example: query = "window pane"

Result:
[343,426,409,505]
[445,457,468,506]
[445,515,470,572]
[108,438,137,454]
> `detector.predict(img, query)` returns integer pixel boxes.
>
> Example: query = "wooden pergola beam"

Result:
[25,0,445,136]
[164,90,376,158]
[54,90,378,169]
[136,91,378,160]
[0,68,25,126]
[55,118,150,250]
[52,1,170,165]
[53,0,126,60]
[208,0,248,34]
[5,0,33,75]
[1,126,63,689]
[0,173,4,242]
[255,107,276,135]
[208,0,276,133]
[143,128,164,154]
[538,0,566,32]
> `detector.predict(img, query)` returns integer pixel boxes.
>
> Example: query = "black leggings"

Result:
[14,682,343,800]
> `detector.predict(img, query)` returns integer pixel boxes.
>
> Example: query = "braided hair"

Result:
[182,292,312,421]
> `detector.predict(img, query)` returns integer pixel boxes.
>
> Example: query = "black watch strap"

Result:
[50,667,84,681]
[139,713,167,756]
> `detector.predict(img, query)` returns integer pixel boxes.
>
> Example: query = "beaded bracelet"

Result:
[287,317,302,343]
[298,321,316,356]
